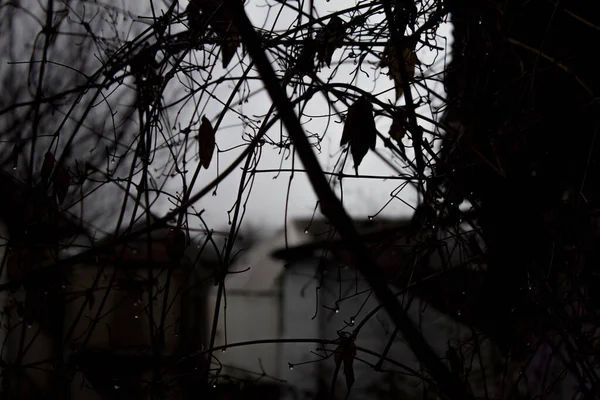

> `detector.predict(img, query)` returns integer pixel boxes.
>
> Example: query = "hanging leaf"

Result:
[446,344,464,377]
[389,107,408,143]
[380,42,421,100]
[221,33,240,68]
[198,116,216,169]
[340,96,378,174]
[295,38,317,78]
[189,0,242,68]
[334,334,356,391]
[53,167,70,205]
[40,151,55,183]
[316,16,346,68]
[166,228,186,261]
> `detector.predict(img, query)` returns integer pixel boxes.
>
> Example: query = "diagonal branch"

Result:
[225,1,470,399]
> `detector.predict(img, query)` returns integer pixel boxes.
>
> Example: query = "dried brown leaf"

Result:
[380,42,421,100]
[40,151,55,183]
[341,96,377,173]
[389,108,408,143]
[53,167,70,205]
[317,16,346,68]
[221,32,240,68]
[166,228,187,261]
[295,38,317,78]
[334,335,356,391]
[446,345,464,377]
[198,116,216,169]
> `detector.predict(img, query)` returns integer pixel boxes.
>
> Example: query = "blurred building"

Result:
[207,218,487,399]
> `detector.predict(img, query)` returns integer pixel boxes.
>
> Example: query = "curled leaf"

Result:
[166,228,186,261]
[198,116,216,169]
[53,167,70,205]
[40,151,55,183]
[380,42,421,100]
[340,96,378,174]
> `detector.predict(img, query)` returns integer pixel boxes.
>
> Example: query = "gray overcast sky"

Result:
[0,0,452,240]
[153,0,454,236]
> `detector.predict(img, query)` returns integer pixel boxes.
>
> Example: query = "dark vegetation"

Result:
[0,0,599,398]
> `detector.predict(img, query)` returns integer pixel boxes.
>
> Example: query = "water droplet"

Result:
[12,166,17,170]
[304,229,309,234]
[134,315,139,319]
[111,158,115,164]
[461,291,466,296]
[368,216,373,221]
[350,317,355,326]
[335,308,339,314]
[212,384,217,388]
[288,363,294,370]
[61,284,66,289]
[456,310,461,316]
[27,323,32,329]
[528,286,532,291]
[221,348,226,352]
